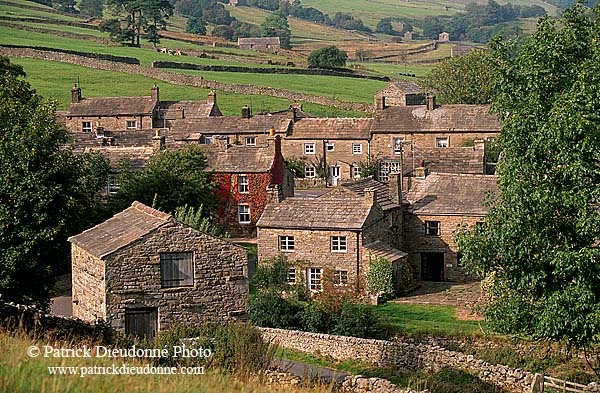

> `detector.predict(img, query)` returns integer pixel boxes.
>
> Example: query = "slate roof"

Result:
[157,100,218,119]
[363,241,407,262]
[67,96,157,117]
[376,81,423,95]
[339,177,400,210]
[203,145,275,173]
[405,173,498,216]
[169,116,291,136]
[288,118,373,140]
[68,202,171,259]
[371,105,501,133]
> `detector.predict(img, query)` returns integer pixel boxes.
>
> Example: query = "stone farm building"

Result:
[238,37,281,53]
[69,202,249,339]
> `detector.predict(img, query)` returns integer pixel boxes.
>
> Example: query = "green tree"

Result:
[79,0,104,17]
[260,13,291,49]
[0,57,110,305]
[111,144,217,214]
[174,204,228,238]
[105,0,173,46]
[186,17,207,35]
[422,49,496,104]
[307,45,347,69]
[456,7,600,348]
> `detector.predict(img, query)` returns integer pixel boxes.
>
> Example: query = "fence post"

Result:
[531,373,544,393]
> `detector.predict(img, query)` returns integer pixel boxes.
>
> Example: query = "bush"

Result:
[332,302,392,339]
[249,254,290,294]
[250,292,302,329]
[307,46,347,69]
[300,302,330,333]
[367,256,395,299]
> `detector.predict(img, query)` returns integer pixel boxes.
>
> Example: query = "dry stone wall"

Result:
[0,46,372,112]
[0,22,110,45]
[260,327,536,392]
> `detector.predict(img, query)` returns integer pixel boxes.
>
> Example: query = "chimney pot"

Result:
[151,84,159,102]
[71,83,81,103]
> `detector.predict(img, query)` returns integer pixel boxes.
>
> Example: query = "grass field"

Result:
[11,57,367,117]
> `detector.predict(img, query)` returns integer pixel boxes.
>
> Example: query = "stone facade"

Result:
[70,202,249,337]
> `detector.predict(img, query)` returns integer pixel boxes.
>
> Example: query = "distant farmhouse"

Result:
[238,37,280,53]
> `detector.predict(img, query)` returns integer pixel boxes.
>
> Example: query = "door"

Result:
[125,308,158,341]
[421,252,445,281]
[330,165,340,186]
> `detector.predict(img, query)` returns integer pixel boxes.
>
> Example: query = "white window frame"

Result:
[82,121,92,133]
[107,174,120,194]
[279,236,295,252]
[330,165,340,178]
[392,137,405,155]
[201,135,213,145]
[326,142,335,151]
[331,236,347,253]
[126,120,137,130]
[287,268,297,284]
[245,136,256,146]
[238,175,249,193]
[304,166,316,178]
[307,268,323,292]
[304,143,316,155]
[352,143,363,155]
[238,204,251,224]
[334,270,349,286]
[435,137,449,148]
[160,252,194,288]
[352,165,361,178]
[425,220,441,236]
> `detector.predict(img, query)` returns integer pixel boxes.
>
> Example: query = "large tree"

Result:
[260,13,291,49]
[0,57,109,305]
[457,6,600,349]
[307,46,347,69]
[422,49,497,104]
[105,0,173,46]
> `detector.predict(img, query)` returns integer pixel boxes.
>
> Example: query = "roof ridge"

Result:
[131,201,172,221]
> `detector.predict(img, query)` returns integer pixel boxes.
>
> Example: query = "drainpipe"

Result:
[356,231,361,292]
[322,139,328,186]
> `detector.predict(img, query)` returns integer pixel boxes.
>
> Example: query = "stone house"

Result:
[257,175,407,292]
[374,81,425,109]
[438,32,450,42]
[403,172,498,281]
[64,85,221,133]
[69,201,249,339]
[281,118,373,185]
[202,136,294,236]
[238,37,281,53]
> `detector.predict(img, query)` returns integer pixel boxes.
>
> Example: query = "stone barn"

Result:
[238,37,281,53]
[69,201,249,340]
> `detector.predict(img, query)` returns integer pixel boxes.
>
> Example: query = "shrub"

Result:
[300,301,330,333]
[250,292,302,329]
[307,46,348,69]
[250,254,290,294]
[332,302,392,339]
[367,256,395,299]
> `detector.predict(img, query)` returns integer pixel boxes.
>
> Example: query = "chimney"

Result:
[176,107,185,119]
[151,84,159,102]
[266,184,284,204]
[152,129,165,151]
[388,172,402,205]
[241,105,251,119]
[375,95,386,111]
[363,187,377,206]
[207,90,216,104]
[415,160,427,178]
[474,139,485,151]
[426,95,436,111]
[71,83,81,103]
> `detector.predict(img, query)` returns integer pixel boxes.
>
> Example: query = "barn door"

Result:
[421,252,445,281]
[125,308,158,341]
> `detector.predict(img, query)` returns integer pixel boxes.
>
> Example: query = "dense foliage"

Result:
[307,46,348,69]
[0,57,110,305]
[422,49,497,104]
[456,6,600,348]
[366,256,395,299]
[260,14,291,49]
[104,0,174,46]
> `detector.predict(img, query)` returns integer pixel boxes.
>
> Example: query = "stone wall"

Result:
[0,22,110,45]
[370,132,493,155]
[65,114,153,133]
[72,243,106,321]
[0,46,372,113]
[260,327,535,392]
[79,220,249,334]
[0,44,139,64]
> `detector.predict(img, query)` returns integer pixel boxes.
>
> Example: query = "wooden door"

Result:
[125,308,158,341]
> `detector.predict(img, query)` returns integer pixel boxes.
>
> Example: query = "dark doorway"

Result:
[421,252,445,281]
[125,308,158,341]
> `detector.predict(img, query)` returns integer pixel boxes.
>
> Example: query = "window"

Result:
[331,236,347,252]
[304,143,315,155]
[326,142,335,151]
[304,166,316,178]
[107,174,120,194]
[392,137,405,155]
[334,270,348,285]
[238,175,249,193]
[435,137,449,148]
[238,205,250,224]
[82,121,92,133]
[287,269,297,284]
[279,236,295,252]
[425,221,441,236]
[330,165,340,178]
[126,120,137,130]
[352,143,363,155]
[200,135,213,145]
[160,252,194,288]
[307,268,323,292]
[245,136,256,146]
[352,166,361,178]
[378,160,402,182]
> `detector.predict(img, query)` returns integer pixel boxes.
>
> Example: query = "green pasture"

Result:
[11,57,367,117]
[0,3,82,21]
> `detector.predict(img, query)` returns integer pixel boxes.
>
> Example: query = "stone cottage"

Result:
[256,175,407,292]
[374,81,425,109]
[69,202,249,340]
[238,37,281,53]
[403,171,498,281]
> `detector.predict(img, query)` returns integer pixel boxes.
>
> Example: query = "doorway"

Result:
[421,252,445,281]
[125,308,158,341]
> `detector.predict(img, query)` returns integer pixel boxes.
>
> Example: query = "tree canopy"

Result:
[104,0,173,46]
[260,14,291,49]
[422,49,497,104]
[0,57,109,306]
[456,6,600,348]
[307,46,347,69]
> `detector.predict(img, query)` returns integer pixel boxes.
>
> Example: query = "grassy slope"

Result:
[12,57,366,117]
